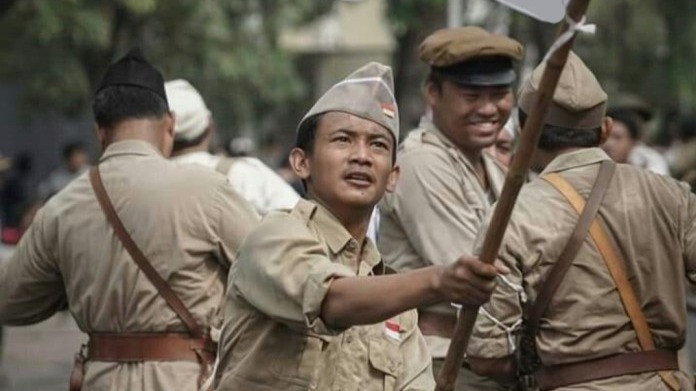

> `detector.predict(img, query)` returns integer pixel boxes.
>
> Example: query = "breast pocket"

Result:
[368,337,403,391]
[270,332,330,389]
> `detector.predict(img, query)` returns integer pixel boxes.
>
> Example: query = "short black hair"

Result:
[518,109,601,150]
[426,71,447,91]
[62,141,86,160]
[172,126,211,153]
[610,112,641,140]
[295,113,321,154]
[92,85,169,129]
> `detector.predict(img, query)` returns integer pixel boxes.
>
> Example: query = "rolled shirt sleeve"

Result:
[232,213,355,334]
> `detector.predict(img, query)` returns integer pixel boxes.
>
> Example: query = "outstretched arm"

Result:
[321,254,508,328]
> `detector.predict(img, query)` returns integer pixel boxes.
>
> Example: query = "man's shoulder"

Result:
[247,201,316,239]
[40,170,91,214]
[158,157,229,190]
[398,129,459,174]
[400,127,452,155]
[615,162,690,198]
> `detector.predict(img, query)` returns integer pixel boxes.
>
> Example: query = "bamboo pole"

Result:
[434,0,593,389]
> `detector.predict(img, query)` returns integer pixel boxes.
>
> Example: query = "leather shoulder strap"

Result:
[527,160,615,335]
[89,166,203,338]
[214,157,235,175]
[540,161,680,390]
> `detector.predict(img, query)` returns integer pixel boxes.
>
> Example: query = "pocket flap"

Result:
[368,338,402,376]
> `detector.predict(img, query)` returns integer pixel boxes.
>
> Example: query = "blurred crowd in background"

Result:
[2,95,696,248]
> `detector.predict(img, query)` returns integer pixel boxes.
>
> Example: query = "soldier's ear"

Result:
[599,116,613,146]
[289,147,311,180]
[385,164,400,193]
[164,111,175,138]
[94,125,107,152]
[424,81,440,109]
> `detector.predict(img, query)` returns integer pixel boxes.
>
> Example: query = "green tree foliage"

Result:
[0,0,331,138]
[582,0,696,113]
[385,0,447,133]
[508,0,696,127]
[386,0,696,136]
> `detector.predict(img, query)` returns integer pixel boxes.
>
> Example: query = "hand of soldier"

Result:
[433,255,509,308]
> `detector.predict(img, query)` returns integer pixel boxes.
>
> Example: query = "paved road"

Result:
[0,312,86,391]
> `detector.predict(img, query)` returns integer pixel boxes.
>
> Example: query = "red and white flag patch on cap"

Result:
[381,102,395,119]
[384,320,401,341]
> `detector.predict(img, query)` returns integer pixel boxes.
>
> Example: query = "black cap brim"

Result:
[444,68,516,86]
[432,55,517,87]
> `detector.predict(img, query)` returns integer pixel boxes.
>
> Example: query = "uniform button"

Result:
[346,240,356,251]
[346,336,354,343]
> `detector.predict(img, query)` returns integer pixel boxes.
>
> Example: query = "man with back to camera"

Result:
[0,48,259,391]
[467,52,696,391]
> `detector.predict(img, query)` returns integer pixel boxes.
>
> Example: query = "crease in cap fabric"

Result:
[518,51,607,130]
[297,62,399,142]
[96,47,168,104]
[165,79,211,142]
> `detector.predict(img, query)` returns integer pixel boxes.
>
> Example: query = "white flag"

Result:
[494,0,566,23]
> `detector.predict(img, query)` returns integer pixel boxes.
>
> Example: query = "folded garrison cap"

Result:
[95,47,168,104]
[518,51,607,130]
[297,62,399,141]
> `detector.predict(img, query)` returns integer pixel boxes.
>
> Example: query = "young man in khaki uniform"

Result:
[467,52,696,390]
[0,49,259,391]
[213,62,508,391]
[378,27,522,389]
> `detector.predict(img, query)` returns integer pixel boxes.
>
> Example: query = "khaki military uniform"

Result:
[378,117,506,390]
[468,148,696,390]
[214,199,434,391]
[0,140,259,391]
[378,117,506,355]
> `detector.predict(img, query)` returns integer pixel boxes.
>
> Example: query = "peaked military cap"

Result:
[518,51,607,130]
[297,62,399,142]
[165,79,211,142]
[96,47,168,104]
[419,27,523,86]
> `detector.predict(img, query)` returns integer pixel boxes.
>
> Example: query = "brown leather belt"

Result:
[88,333,216,362]
[417,311,456,339]
[535,350,679,390]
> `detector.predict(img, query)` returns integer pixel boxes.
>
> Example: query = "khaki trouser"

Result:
[432,358,511,391]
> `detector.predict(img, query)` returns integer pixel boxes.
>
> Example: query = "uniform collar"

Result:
[540,147,611,175]
[420,116,456,150]
[420,116,506,198]
[295,198,381,268]
[99,140,163,163]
